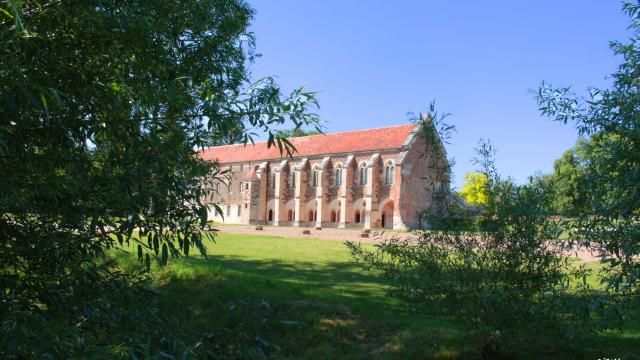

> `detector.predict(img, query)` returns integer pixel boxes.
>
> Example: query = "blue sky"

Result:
[248,1,630,189]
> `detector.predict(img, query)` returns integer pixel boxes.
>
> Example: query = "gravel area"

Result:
[215,225,603,262]
[214,225,410,244]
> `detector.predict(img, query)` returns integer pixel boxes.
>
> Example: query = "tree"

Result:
[275,127,323,138]
[542,138,589,216]
[0,1,318,357]
[459,172,489,206]
[537,2,640,296]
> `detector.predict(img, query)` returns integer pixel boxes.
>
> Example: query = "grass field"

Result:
[115,232,640,359]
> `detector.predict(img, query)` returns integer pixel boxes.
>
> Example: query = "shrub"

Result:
[347,140,618,356]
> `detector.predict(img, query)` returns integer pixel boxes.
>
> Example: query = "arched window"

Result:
[268,209,273,221]
[312,165,320,187]
[385,160,395,185]
[334,164,342,187]
[358,163,368,185]
[354,211,361,223]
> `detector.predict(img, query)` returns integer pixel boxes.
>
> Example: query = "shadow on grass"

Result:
[115,248,640,359]
[116,251,471,359]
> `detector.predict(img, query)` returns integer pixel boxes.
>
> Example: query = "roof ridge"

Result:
[200,123,417,163]
[201,123,416,152]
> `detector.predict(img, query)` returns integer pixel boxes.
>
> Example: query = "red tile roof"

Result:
[200,124,416,164]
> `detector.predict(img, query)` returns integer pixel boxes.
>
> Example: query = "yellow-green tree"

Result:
[459,172,489,206]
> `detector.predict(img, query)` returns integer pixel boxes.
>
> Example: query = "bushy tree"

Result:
[537,138,590,216]
[0,0,318,357]
[547,139,588,215]
[275,127,323,138]
[459,172,489,206]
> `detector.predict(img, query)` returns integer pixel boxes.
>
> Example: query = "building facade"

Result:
[200,123,448,230]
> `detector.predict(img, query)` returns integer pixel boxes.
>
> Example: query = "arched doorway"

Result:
[268,209,273,222]
[381,201,394,229]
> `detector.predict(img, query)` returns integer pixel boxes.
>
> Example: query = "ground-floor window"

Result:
[307,209,317,222]
[268,209,273,221]
[355,211,361,223]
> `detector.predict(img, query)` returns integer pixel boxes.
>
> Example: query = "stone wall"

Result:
[205,126,448,229]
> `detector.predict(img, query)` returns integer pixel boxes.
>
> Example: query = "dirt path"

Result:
[214,225,412,244]
[215,225,602,262]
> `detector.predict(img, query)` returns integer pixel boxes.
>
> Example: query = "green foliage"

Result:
[536,2,640,298]
[459,172,489,206]
[0,0,318,357]
[541,138,589,216]
[410,101,454,224]
[275,127,323,139]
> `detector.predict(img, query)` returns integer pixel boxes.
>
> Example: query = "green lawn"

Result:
[115,232,640,359]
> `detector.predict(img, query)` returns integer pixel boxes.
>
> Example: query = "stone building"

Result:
[199,123,448,230]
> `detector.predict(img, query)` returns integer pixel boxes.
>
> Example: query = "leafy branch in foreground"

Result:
[0,0,318,357]
[536,1,640,299]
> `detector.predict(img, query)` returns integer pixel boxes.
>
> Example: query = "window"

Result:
[334,165,342,187]
[331,210,337,223]
[359,163,368,185]
[291,172,296,188]
[271,173,276,189]
[385,160,395,185]
[308,210,314,221]
[288,209,293,221]
[355,211,361,223]
[244,182,249,190]
[312,165,320,187]
[268,209,273,221]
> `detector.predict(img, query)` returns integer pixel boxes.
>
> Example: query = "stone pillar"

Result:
[253,162,269,224]
[272,160,288,226]
[339,155,355,228]
[293,159,308,227]
[315,157,331,228]
[364,154,380,229]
